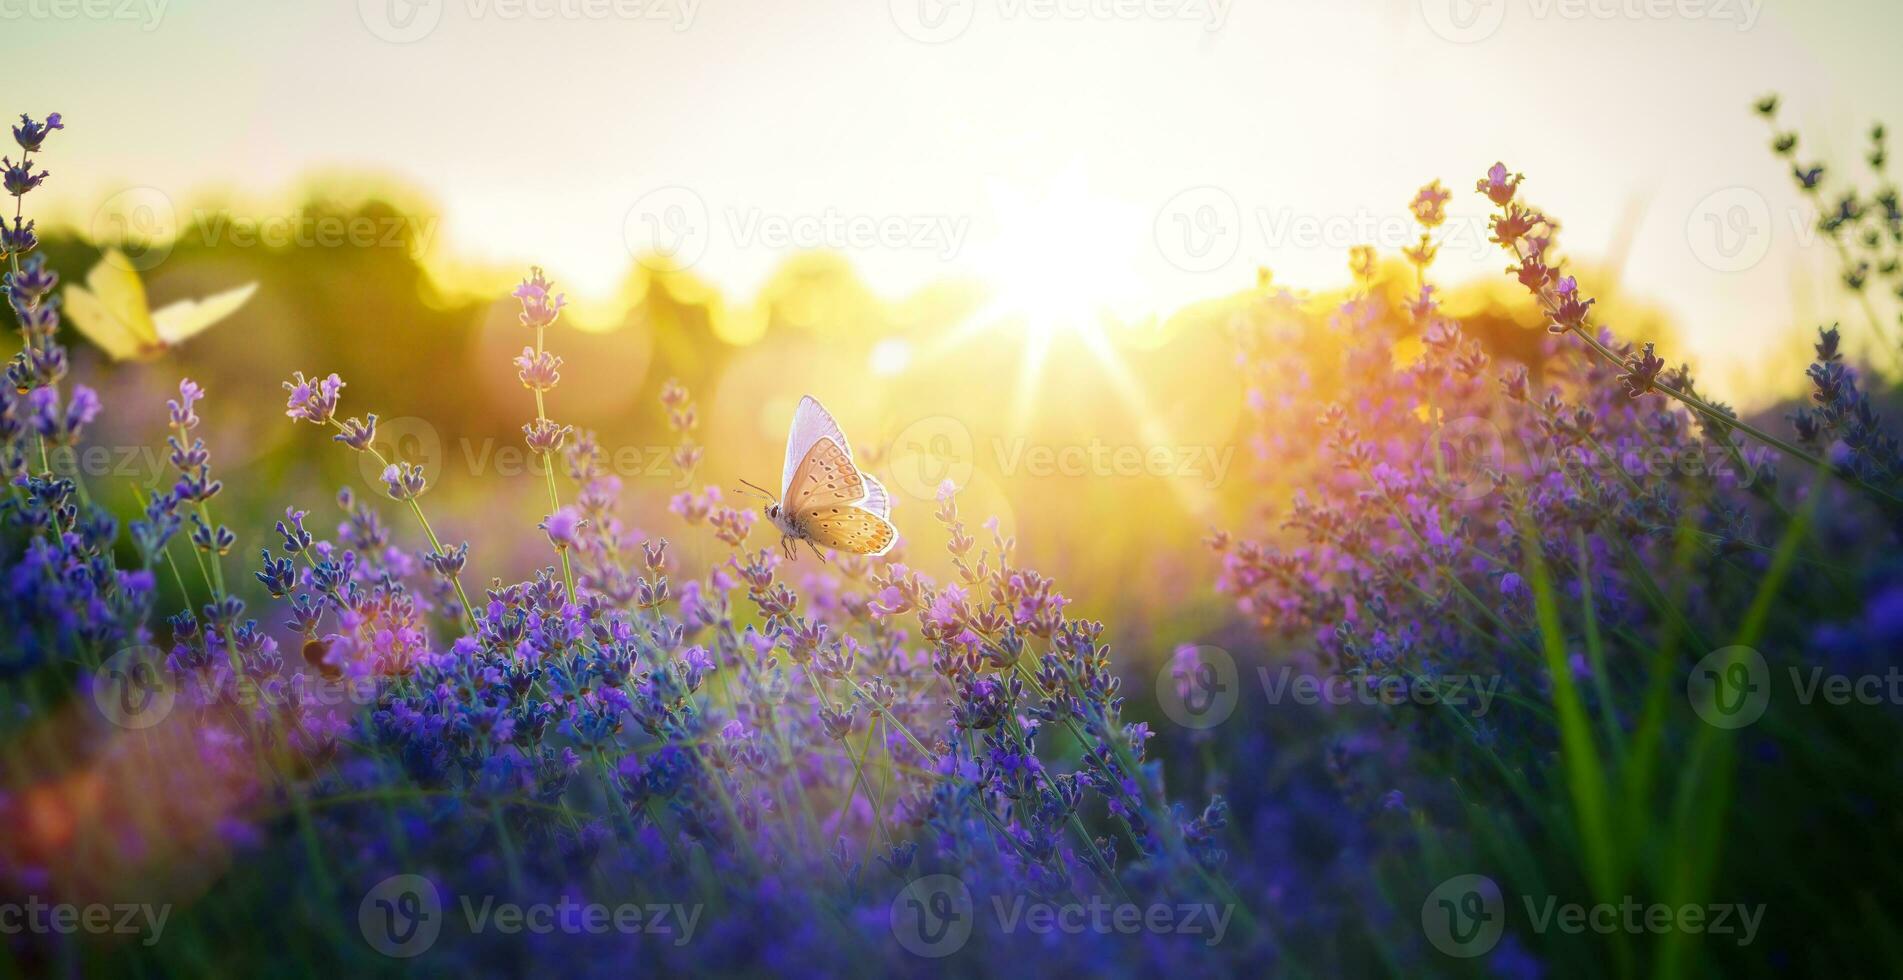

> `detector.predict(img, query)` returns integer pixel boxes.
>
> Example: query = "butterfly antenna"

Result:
[737,478,777,502]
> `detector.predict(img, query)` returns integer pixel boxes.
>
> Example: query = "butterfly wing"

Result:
[152,281,256,346]
[798,505,898,557]
[780,395,852,501]
[784,437,867,516]
[63,251,161,361]
[858,473,892,520]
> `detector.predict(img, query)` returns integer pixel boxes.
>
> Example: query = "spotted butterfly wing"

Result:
[784,437,867,515]
[781,395,855,502]
[800,506,897,557]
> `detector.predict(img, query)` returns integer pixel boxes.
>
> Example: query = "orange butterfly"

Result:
[745,396,897,561]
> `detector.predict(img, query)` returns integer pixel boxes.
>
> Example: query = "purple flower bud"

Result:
[540,506,584,550]
[11,113,62,154]
[514,347,562,391]
[333,414,377,452]
[283,371,345,425]
[169,379,204,429]
[524,417,570,455]
[513,266,567,330]
[382,462,427,500]
[0,216,36,254]
[1476,161,1521,206]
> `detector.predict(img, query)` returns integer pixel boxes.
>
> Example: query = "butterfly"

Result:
[744,395,897,561]
[63,249,257,361]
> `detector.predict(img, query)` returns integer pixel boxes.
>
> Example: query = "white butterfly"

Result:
[63,249,257,362]
[747,395,897,561]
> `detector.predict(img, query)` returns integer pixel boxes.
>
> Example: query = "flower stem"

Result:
[531,323,576,605]
[330,417,478,631]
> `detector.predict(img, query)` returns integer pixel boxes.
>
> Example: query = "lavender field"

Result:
[6,3,1903,977]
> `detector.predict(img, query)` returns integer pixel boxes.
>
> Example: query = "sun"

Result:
[968,164,1151,342]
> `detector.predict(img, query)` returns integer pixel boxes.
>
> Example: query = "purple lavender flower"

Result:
[10,112,61,153]
[283,371,345,425]
[381,462,427,500]
[514,266,567,330]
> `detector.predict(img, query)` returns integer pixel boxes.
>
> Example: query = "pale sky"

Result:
[8,0,1902,383]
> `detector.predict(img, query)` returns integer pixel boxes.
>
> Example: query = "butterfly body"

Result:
[758,396,897,561]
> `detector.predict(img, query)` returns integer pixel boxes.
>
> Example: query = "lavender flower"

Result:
[283,371,345,425]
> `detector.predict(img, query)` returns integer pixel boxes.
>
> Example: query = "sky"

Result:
[7,0,1903,382]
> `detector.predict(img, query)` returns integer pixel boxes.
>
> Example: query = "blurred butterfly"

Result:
[63,249,256,361]
[744,395,897,561]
